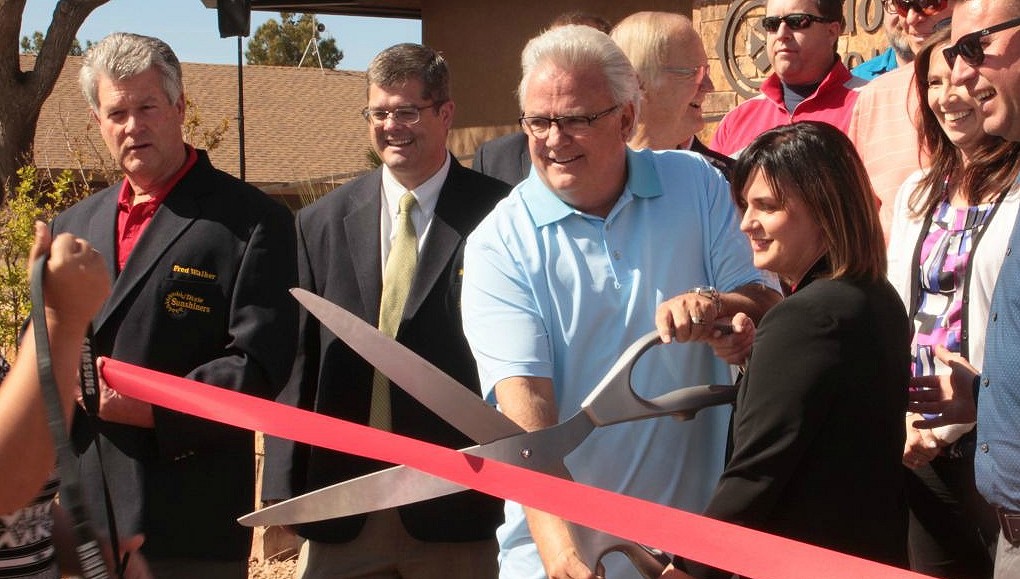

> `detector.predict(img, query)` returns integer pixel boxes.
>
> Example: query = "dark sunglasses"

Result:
[885,0,948,18]
[761,13,838,33]
[943,17,1020,68]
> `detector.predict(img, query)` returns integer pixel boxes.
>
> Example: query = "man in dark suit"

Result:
[262,43,509,579]
[472,131,530,186]
[50,33,297,579]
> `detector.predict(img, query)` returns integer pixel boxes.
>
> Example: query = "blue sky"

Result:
[19,1,422,70]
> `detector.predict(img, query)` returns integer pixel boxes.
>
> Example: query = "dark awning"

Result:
[200,0,420,20]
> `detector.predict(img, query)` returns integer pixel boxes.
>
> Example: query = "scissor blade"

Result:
[239,464,469,527]
[291,288,523,444]
[241,416,593,527]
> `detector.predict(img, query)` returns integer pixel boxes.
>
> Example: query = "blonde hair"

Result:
[611,12,699,88]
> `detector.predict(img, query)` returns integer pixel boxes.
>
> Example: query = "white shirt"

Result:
[379,154,451,273]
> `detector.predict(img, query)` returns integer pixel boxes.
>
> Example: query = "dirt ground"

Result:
[248,557,297,579]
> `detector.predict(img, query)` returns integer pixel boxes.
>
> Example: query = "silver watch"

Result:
[688,286,722,316]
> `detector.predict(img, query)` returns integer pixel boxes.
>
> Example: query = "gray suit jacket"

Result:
[472,131,530,186]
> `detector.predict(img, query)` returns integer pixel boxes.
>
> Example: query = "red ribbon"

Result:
[102,358,932,579]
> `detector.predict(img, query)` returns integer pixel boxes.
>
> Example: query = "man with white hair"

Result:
[610,11,732,174]
[461,24,781,579]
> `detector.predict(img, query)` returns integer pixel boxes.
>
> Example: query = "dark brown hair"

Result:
[731,121,886,282]
[910,27,1020,217]
[367,43,450,103]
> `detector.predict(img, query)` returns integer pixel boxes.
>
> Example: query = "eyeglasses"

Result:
[883,0,948,18]
[761,13,838,33]
[361,103,441,125]
[943,17,1020,68]
[661,64,709,84]
[519,104,620,138]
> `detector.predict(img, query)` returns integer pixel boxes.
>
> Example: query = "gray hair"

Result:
[518,24,641,124]
[79,32,183,112]
[367,43,450,103]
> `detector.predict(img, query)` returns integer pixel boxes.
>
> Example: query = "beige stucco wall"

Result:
[421,0,889,158]
[421,0,694,158]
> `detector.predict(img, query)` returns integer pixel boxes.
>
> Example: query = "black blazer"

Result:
[690,136,734,180]
[472,131,530,186]
[263,156,510,543]
[686,264,911,577]
[51,150,298,561]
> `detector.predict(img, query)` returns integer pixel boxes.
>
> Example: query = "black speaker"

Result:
[218,0,251,38]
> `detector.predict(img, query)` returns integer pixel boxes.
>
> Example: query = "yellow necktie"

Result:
[369,191,418,430]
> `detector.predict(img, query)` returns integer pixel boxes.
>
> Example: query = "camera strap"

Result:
[30,255,121,578]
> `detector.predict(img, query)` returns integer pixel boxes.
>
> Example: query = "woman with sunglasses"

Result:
[887,28,1020,578]
[661,122,910,578]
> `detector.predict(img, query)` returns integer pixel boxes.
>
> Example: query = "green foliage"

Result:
[245,13,344,69]
[0,166,90,357]
[19,31,90,56]
[0,93,229,359]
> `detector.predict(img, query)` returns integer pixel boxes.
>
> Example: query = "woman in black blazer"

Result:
[661,122,911,577]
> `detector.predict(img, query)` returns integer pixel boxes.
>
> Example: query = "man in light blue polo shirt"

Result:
[461,25,781,579]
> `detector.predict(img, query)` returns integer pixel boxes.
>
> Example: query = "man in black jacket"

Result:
[52,32,297,578]
[263,43,510,578]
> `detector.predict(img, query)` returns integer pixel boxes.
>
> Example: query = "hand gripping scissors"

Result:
[240,289,737,577]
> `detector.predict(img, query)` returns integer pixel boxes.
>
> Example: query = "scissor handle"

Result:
[579,330,737,427]
[574,523,670,579]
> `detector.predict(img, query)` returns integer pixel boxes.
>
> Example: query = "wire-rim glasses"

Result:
[362,103,442,126]
[661,64,709,85]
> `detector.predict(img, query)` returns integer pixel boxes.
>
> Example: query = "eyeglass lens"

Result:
[943,17,1020,67]
[363,105,431,125]
[891,0,948,18]
[520,105,619,137]
[761,14,819,33]
[944,37,982,68]
[664,65,708,84]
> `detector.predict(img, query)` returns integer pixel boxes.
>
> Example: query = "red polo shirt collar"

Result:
[115,145,198,272]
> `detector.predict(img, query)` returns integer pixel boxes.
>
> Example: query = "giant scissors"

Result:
[240,289,737,577]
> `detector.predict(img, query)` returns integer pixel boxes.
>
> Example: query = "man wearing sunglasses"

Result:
[912,3,1020,578]
[710,0,865,157]
[849,0,953,240]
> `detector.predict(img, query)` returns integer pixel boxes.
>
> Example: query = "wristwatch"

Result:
[688,286,722,316]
